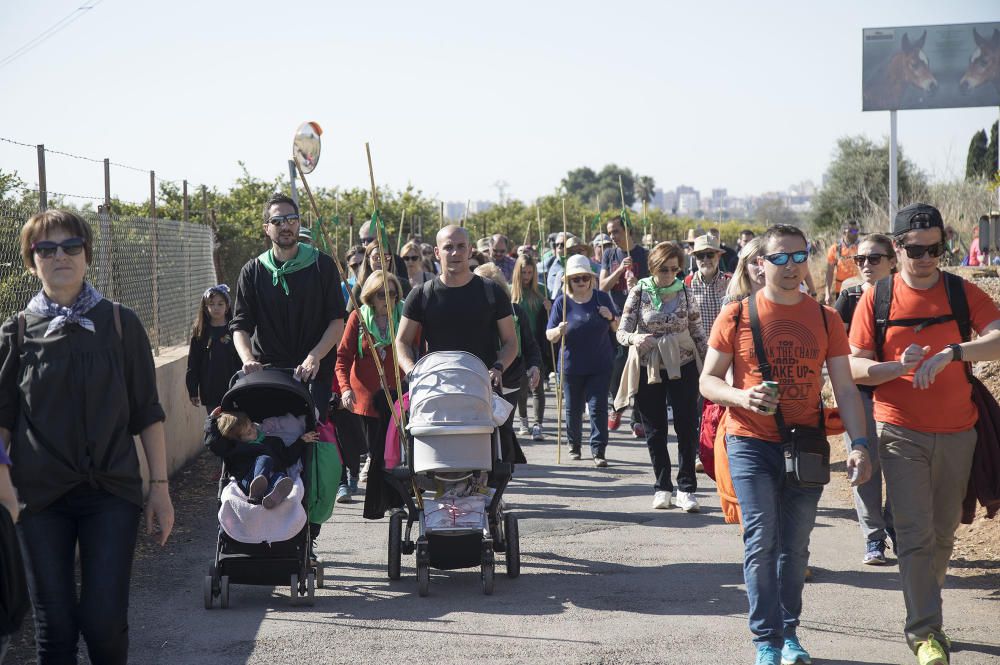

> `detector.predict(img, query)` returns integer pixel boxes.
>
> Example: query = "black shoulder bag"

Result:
[748,293,831,487]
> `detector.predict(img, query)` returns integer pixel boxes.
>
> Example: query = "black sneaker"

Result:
[863,539,888,565]
[569,448,581,460]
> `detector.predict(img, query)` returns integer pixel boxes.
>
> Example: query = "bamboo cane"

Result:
[537,203,543,258]
[440,201,445,229]
[396,208,405,253]
[365,144,409,437]
[556,197,570,465]
[292,158,403,442]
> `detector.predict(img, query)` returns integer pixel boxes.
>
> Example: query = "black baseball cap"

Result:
[892,203,944,236]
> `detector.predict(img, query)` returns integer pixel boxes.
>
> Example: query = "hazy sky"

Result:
[1,0,998,208]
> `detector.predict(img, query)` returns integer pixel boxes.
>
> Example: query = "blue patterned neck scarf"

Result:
[26,282,104,337]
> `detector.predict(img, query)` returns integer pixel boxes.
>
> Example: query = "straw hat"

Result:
[685,228,698,243]
[565,254,594,279]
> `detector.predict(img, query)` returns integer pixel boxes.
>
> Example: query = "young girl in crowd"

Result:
[511,255,550,440]
[186,285,242,413]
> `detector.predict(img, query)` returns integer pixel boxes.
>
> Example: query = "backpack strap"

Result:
[942,271,974,382]
[112,302,123,341]
[747,292,790,440]
[872,275,895,361]
[16,312,25,349]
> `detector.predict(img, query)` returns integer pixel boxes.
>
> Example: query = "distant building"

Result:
[678,192,700,215]
[445,201,466,221]
[473,200,494,214]
[652,188,665,210]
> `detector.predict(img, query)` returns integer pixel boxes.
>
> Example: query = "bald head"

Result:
[435,225,472,281]
[437,224,469,247]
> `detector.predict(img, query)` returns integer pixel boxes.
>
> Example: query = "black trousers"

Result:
[634,361,700,493]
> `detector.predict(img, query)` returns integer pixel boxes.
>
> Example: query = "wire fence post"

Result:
[103,158,111,210]
[182,179,189,222]
[36,144,47,212]
[349,212,355,247]
[150,170,159,354]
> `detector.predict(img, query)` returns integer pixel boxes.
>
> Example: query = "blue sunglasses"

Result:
[762,251,809,266]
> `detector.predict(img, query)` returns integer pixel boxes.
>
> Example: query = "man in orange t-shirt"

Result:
[701,224,870,665]
[825,220,860,304]
[849,203,1000,664]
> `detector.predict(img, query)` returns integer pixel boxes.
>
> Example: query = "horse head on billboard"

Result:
[960,28,1000,93]
[864,30,938,110]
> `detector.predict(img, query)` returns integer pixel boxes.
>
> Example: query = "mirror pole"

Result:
[288,160,299,207]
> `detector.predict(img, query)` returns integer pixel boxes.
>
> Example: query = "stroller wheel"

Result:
[315,560,325,589]
[388,511,403,580]
[219,575,230,609]
[289,574,300,606]
[504,513,521,579]
[416,562,429,597]
[305,573,316,606]
[203,575,214,609]
[481,548,495,596]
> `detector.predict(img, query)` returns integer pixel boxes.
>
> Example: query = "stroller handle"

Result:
[228,365,311,389]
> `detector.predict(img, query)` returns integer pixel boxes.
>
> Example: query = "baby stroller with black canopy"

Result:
[383,350,521,596]
[203,368,322,608]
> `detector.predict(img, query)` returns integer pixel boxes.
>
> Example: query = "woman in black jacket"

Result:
[474,264,540,465]
[0,209,173,664]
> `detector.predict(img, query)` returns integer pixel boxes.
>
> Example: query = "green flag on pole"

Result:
[371,210,391,249]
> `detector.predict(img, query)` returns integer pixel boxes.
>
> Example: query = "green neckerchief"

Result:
[250,428,265,445]
[638,276,683,310]
[358,302,402,357]
[257,243,318,295]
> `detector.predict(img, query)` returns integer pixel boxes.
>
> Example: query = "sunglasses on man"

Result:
[267,214,300,226]
[898,241,945,260]
[32,237,86,259]
[693,251,718,261]
[762,251,809,266]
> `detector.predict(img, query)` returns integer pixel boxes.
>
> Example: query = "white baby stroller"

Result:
[384,351,521,596]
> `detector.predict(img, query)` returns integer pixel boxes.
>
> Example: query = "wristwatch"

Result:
[947,343,963,362]
[850,437,869,451]
[492,362,504,372]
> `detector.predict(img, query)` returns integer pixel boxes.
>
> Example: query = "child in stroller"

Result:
[208,410,318,509]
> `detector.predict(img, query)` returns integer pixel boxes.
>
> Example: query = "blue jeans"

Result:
[241,454,287,495]
[563,370,611,457]
[17,484,141,665]
[843,390,893,544]
[726,435,823,648]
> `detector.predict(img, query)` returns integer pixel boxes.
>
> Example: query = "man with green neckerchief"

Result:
[231,192,346,425]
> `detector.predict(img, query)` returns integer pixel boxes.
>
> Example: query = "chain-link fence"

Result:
[0,201,217,354]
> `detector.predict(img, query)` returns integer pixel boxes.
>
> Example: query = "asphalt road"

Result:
[29,395,1000,665]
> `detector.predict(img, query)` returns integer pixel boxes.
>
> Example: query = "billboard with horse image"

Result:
[863,22,1000,112]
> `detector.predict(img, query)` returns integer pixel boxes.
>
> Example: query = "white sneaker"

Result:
[651,491,671,509]
[695,459,705,474]
[673,491,700,513]
[517,419,531,436]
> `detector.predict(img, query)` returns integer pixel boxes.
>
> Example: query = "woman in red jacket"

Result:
[335,270,406,520]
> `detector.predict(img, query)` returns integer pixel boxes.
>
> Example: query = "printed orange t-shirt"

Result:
[708,291,851,443]
[849,274,1000,433]
[827,241,859,294]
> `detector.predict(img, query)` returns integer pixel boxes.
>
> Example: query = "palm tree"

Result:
[634,175,656,207]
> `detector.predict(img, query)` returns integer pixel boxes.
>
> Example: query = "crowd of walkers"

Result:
[1,195,998,665]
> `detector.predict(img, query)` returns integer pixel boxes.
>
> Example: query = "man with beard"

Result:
[231,192,346,423]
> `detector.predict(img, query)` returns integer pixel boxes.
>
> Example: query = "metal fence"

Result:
[0,201,217,354]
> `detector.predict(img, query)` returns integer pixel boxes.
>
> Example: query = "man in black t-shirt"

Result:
[396,225,517,382]
[231,193,346,423]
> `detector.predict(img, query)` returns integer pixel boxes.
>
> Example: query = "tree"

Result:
[966,129,990,181]
[811,135,928,232]
[0,169,24,202]
[634,175,656,207]
[754,199,800,227]
[560,164,639,209]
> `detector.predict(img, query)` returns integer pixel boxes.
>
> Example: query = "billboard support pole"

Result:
[889,110,898,228]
